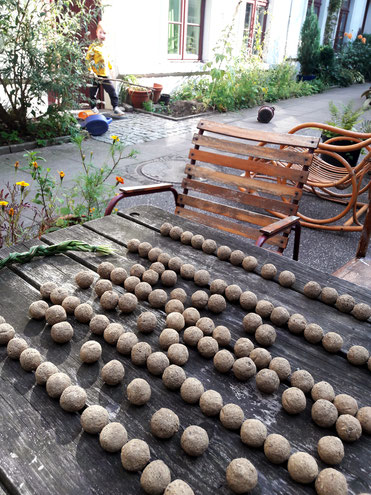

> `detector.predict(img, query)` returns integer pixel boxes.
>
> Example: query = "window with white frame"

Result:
[168,0,205,60]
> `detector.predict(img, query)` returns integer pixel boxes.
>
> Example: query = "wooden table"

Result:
[0,205,370,495]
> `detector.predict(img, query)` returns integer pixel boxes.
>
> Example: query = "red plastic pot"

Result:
[152,83,163,104]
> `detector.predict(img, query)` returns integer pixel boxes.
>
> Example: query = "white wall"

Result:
[346,0,368,37]
[365,5,371,32]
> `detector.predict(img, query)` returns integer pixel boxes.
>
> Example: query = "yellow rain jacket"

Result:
[86,40,112,77]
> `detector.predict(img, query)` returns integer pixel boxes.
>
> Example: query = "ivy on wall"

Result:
[323,0,343,45]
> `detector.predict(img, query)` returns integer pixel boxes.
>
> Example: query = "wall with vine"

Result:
[323,0,343,45]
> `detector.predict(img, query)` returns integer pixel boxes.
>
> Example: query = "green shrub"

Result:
[298,4,321,76]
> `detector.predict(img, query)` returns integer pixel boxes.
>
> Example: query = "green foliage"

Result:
[142,101,154,112]
[323,101,364,138]
[27,106,79,144]
[323,0,342,45]
[298,4,320,76]
[337,38,370,82]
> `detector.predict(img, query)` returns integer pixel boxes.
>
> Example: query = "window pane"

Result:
[168,23,180,54]
[186,24,200,54]
[188,0,201,24]
[244,4,253,37]
[256,6,266,29]
[169,0,181,22]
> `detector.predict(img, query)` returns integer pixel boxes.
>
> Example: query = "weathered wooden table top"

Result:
[0,205,370,495]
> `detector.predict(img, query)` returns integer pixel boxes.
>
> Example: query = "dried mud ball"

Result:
[336,414,362,442]
[278,270,296,288]
[121,439,150,472]
[241,419,267,448]
[317,436,344,465]
[234,338,254,358]
[183,326,203,347]
[7,337,28,360]
[197,336,219,358]
[46,372,71,398]
[249,348,272,369]
[288,313,307,334]
[137,312,157,334]
[50,287,69,305]
[147,352,170,376]
[183,307,200,326]
[242,313,262,333]
[199,390,223,416]
[213,325,231,346]
[124,276,141,293]
[80,341,102,363]
[35,361,58,386]
[45,305,67,326]
[282,387,306,414]
[270,307,290,327]
[303,281,322,299]
[140,460,171,495]
[100,290,119,310]
[255,300,274,319]
[356,406,371,434]
[191,234,204,249]
[131,342,152,366]
[194,270,210,287]
[217,245,232,261]
[158,252,171,267]
[118,293,138,313]
[20,348,42,371]
[168,256,183,272]
[75,271,95,289]
[321,287,338,305]
[142,269,159,286]
[311,381,335,402]
[148,289,168,308]
[347,345,369,365]
[99,423,128,453]
[255,324,276,347]
[290,370,314,393]
[164,480,194,495]
[208,294,227,313]
[110,267,128,285]
[220,403,244,430]
[202,239,217,254]
[166,312,185,331]
[117,332,138,355]
[352,302,371,321]
[159,328,179,350]
[213,350,235,373]
[138,242,152,258]
[60,385,87,412]
[97,262,115,279]
[225,284,242,303]
[170,287,187,303]
[312,400,338,428]
[89,315,109,335]
[242,256,258,272]
[333,394,358,416]
[180,263,196,280]
[127,238,141,252]
[0,316,5,324]
[180,231,193,244]
[161,270,177,288]
[40,281,57,299]
[127,378,151,405]
[150,262,166,275]
[130,263,146,278]
[233,357,257,381]
[315,468,348,495]
[168,343,189,366]
[104,323,124,345]
[148,247,163,262]
[269,357,291,381]
[196,317,215,335]
[170,226,183,240]
[264,434,291,464]
[322,332,343,353]
[74,303,94,323]
[160,222,173,236]
[150,408,180,439]
[256,369,280,394]
[29,300,49,320]
[51,321,74,344]
[0,323,15,345]
[287,452,318,484]
[102,360,125,385]
[304,323,324,344]
[230,250,245,266]
[94,279,112,297]
[261,263,277,280]
[210,279,228,295]
[335,294,355,313]
[180,377,204,404]
[81,405,109,434]
[62,296,81,315]
[226,458,258,494]
[181,425,209,456]
[162,364,186,390]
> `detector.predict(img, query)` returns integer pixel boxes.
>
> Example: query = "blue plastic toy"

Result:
[81,114,113,136]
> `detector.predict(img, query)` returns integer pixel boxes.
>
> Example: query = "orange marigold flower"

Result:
[8,207,14,217]
[348,33,352,39]
[115,176,124,185]
[32,161,38,169]
[14,161,19,169]
[59,171,65,180]
[362,37,366,44]
[358,34,363,39]
[344,32,348,37]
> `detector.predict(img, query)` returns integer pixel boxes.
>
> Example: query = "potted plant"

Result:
[152,83,163,104]
[128,85,152,109]
[297,3,320,80]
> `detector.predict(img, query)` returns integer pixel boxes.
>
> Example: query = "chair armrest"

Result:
[259,215,300,237]
[119,183,173,194]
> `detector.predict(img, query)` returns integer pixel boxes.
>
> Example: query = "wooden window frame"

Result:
[244,0,269,51]
[168,0,205,61]
[334,0,351,50]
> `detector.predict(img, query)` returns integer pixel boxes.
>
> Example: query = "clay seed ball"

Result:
[255,300,274,319]
[164,480,194,495]
[183,326,203,347]
[160,222,173,236]
[356,406,371,434]
[130,263,146,278]
[0,315,5,324]
[230,250,245,266]
[225,284,243,303]
[20,348,42,371]
[333,394,358,416]
[150,262,166,275]
[197,336,219,358]
[168,343,189,366]
[75,271,95,289]
[51,321,74,344]
[202,239,217,254]
[242,313,262,333]
[220,403,244,430]
[264,434,291,464]
[7,337,28,360]
[234,338,254,358]
[117,332,138,355]
[312,399,338,428]
[261,263,277,280]
[290,369,314,393]
[29,300,49,320]
[217,245,232,261]
[131,342,152,366]
[102,359,125,385]
[110,267,128,285]
[180,263,195,280]
[347,345,369,366]
[161,270,177,288]
[146,352,170,376]
[35,361,58,385]
[226,458,258,494]
[148,247,163,262]
[103,323,124,345]
[315,468,348,495]
[62,296,81,315]
[321,287,338,305]
[138,242,152,258]
[150,408,180,439]
[45,305,67,326]
[170,287,187,303]
[46,372,71,398]
[99,423,128,453]
[80,341,102,364]
[287,452,318,484]
[127,238,141,252]
[196,317,215,335]
[74,303,94,324]
[270,307,290,327]
[180,377,204,404]
[60,385,87,412]
[303,281,322,299]
[194,269,210,287]
[140,460,171,495]
[100,290,119,310]
[210,278,228,295]
[242,256,258,271]
[166,312,185,332]
[159,328,179,350]
[335,293,355,313]
[182,307,200,326]
[167,256,182,273]
[213,349,235,373]
[304,323,324,344]
[148,289,168,308]
[288,313,307,335]
[118,293,138,313]
[81,405,109,434]
[170,226,183,240]
[282,387,306,414]
[269,357,291,381]
[89,314,110,335]
[352,302,371,321]
[94,279,112,297]
[191,234,204,249]
[121,439,150,472]
[142,269,159,286]
[0,323,16,344]
[336,414,362,442]
[311,381,335,402]
[317,436,344,465]
[39,281,57,299]
[249,348,272,369]
[137,312,158,334]
[322,332,343,353]
[278,270,296,288]
[180,231,193,244]
[127,378,151,405]
[50,287,69,305]
[256,369,280,394]
[162,364,186,390]
[207,294,226,313]
[241,419,267,448]
[124,275,141,293]
[232,357,257,381]
[199,390,223,416]
[255,324,276,347]
[97,262,115,279]
[213,325,231,346]
[158,252,171,267]
[181,425,209,456]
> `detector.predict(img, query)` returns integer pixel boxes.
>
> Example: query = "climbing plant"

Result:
[323,0,343,46]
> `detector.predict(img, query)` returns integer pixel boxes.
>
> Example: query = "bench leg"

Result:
[292,222,301,261]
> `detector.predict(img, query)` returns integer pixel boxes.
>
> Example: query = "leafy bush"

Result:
[337,37,371,81]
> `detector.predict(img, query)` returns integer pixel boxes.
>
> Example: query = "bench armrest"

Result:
[256,216,301,261]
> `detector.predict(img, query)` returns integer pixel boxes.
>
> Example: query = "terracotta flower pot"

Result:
[128,89,151,109]
[151,83,163,104]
